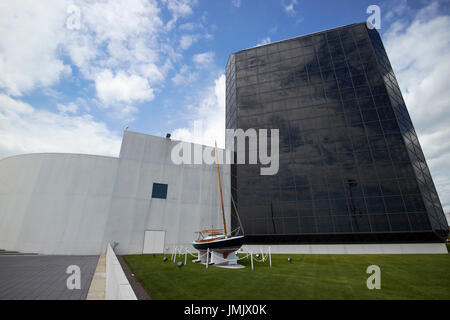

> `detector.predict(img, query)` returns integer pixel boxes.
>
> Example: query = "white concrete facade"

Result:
[0,131,230,255]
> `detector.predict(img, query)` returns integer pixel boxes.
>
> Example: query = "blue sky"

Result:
[0,0,449,212]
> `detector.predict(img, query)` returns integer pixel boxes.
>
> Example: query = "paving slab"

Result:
[0,255,98,300]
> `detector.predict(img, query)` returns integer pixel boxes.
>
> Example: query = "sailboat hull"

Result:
[192,235,244,251]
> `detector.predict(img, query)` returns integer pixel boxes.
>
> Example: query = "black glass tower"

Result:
[225,23,448,244]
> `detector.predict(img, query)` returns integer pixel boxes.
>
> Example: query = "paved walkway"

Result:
[0,255,98,300]
[86,254,106,300]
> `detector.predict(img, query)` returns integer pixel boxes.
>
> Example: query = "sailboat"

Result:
[192,142,244,264]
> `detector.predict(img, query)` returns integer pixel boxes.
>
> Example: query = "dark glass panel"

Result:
[317,216,334,232]
[331,198,350,215]
[365,121,383,136]
[381,119,400,134]
[252,218,269,234]
[333,216,353,232]
[297,200,314,215]
[403,195,426,212]
[228,24,448,243]
[377,107,395,120]
[388,214,410,231]
[366,197,386,214]
[389,146,410,163]
[408,212,431,231]
[362,182,382,197]
[369,214,390,232]
[297,185,313,200]
[358,97,375,110]
[398,178,420,195]
[328,183,346,199]
[380,180,401,196]
[315,199,331,215]
[384,195,406,213]
[361,109,379,122]
[351,214,371,232]
[299,217,316,233]
[284,217,300,234]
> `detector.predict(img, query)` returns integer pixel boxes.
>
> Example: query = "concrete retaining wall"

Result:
[105,244,137,300]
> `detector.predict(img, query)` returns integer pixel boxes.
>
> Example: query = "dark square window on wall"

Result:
[152,183,168,199]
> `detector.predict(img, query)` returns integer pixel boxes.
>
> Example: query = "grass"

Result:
[123,253,450,300]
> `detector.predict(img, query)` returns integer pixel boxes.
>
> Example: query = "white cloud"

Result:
[383,1,450,212]
[139,63,167,85]
[179,22,197,31]
[0,0,207,110]
[256,37,272,46]
[0,0,214,162]
[57,103,79,115]
[0,94,33,115]
[180,34,198,50]
[0,95,121,159]
[0,1,71,96]
[165,0,194,17]
[192,52,215,68]
[172,74,225,148]
[283,0,298,15]
[163,0,196,30]
[171,65,198,86]
[232,0,242,8]
[64,0,167,98]
[95,70,154,104]
[0,0,174,119]
[384,0,410,22]
[72,0,163,67]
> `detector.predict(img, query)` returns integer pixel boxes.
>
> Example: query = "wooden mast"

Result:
[215,141,228,238]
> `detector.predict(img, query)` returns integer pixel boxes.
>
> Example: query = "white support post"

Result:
[250,252,254,270]
[206,248,209,269]
[269,247,272,268]
[184,249,187,265]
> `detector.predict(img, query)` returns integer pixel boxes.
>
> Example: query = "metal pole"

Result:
[269,247,272,268]
[215,141,228,238]
[250,252,254,270]
[184,249,187,265]
[206,248,209,269]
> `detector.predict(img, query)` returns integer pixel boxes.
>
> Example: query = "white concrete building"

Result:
[0,131,230,255]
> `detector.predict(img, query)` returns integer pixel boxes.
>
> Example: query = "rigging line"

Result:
[231,194,245,235]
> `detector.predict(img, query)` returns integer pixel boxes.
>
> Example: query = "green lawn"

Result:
[123,253,450,300]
